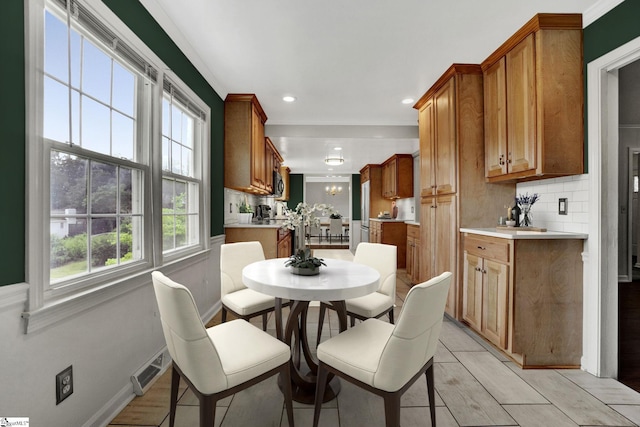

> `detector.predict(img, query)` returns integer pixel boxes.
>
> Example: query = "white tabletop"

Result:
[242,258,380,301]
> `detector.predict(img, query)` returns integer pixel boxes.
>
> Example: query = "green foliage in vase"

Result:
[284,248,326,269]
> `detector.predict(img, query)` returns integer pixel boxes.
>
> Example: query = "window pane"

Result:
[112,111,134,161]
[182,146,192,177]
[162,136,170,172]
[119,167,132,214]
[112,62,135,116]
[50,218,88,281]
[44,11,68,83]
[81,96,110,155]
[175,181,187,213]
[82,39,111,104]
[43,77,69,143]
[162,178,174,212]
[71,90,80,145]
[50,151,88,214]
[91,161,117,214]
[90,217,117,269]
[116,217,134,265]
[70,29,81,89]
[171,104,182,143]
[171,142,182,174]
[127,215,143,260]
[182,114,194,148]
[175,215,187,247]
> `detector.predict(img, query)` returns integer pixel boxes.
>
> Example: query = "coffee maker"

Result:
[256,205,272,221]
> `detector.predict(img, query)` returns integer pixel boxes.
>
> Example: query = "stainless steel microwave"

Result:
[273,171,284,197]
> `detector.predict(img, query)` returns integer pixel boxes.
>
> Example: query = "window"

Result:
[43,3,150,286]
[25,0,209,319]
[161,82,205,254]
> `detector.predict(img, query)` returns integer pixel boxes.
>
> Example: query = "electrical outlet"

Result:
[558,198,568,215]
[56,365,73,404]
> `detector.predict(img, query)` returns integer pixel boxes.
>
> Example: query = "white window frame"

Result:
[23,0,210,333]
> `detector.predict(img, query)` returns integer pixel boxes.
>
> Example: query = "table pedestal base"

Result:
[278,372,341,404]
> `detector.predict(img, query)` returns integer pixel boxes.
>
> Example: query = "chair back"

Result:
[354,242,396,298]
[374,272,451,391]
[309,225,321,235]
[151,271,227,394]
[329,218,343,235]
[220,241,265,297]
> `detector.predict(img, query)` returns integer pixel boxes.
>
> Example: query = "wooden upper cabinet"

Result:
[434,79,456,195]
[381,154,413,199]
[225,94,269,193]
[418,99,434,197]
[481,14,583,182]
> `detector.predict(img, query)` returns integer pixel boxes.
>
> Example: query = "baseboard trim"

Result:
[83,381,135,427]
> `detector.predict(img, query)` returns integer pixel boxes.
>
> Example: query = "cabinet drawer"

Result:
[464,236,509,263]
[407,224,420,239]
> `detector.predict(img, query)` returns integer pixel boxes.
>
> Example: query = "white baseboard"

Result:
[83,382,135,427]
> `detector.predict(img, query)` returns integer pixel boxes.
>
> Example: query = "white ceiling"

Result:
[139,0,602,175]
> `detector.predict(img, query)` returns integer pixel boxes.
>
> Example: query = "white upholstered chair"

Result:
[220,241,281,330]
[151,271,294,427]
[312,272,452,427]
[327,217,343,243]
[317,242,396,344]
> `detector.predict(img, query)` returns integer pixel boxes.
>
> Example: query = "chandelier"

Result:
[325,185,343,196]
[324,154,344,166]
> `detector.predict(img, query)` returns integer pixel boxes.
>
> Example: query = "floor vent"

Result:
[131,349,169,396]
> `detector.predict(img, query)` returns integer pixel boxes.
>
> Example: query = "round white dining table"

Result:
[242,257,380,403]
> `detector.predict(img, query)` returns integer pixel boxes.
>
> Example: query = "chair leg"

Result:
[221,307,227,324]
[262,312,268,331]
[313,362,330,427]
[383,391,401,427]
[317,303,326,346]
[350,315,355,327]
[281,363,295,427]
[388,308,395,324]
[199,395,216,427]
[169,366,180,427]
[426,362,436,427]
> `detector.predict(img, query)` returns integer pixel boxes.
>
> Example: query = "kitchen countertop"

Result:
[405,221,420,226]
[224,221,286,229]
[370,218,408,223]
[461,227,588,240]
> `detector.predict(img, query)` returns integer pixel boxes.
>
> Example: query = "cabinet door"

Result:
[434,194,458,316]
[482,259,509,348]
[434,79,456,195]
[506,34,536,174]
[462,252,483,331]
[265,140,274,193]
[419,199,435,282]
[484,58,508,178]
[406,237,414,279]
[251,105,266,189]
[419,100,435,197]
[412,238,421,284]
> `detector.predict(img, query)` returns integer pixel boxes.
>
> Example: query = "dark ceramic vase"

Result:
[290,266,320,276]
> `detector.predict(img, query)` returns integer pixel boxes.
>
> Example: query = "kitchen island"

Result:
[460,227,587,368]
[225,222,292,259]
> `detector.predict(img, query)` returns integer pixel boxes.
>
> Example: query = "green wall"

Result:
[351,174,361,220]
[288,174,304,209]
[0,0,26,286]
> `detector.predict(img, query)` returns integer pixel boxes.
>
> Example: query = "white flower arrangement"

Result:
[281,202,335,230]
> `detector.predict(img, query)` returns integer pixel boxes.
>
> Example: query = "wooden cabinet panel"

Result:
[418,100,434,197]
[462,252,483,331]
[406,224,420,284]
[484,58,508,178]
[370,220,407,268]
[276,166,290,201]
[250,104,266,190]
[482,259,509,348]
[506,34,537,174]
[482,14,583,182]
[434,79,456,195]
[277,229,291,258]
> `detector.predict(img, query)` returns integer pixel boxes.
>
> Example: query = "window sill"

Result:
[21,248,211,334]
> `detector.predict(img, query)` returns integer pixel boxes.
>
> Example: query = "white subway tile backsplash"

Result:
[515,174,589,232]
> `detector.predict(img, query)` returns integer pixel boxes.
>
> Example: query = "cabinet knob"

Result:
[499,154,505,166]
[482,269,487,274]
[477,246,486,250]
[475,267,481,272]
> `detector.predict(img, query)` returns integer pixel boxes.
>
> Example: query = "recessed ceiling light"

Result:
[282,96,296,102]
[334,147,342,151]
[401,98,414,105]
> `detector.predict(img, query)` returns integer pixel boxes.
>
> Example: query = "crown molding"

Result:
[583,0,625,27]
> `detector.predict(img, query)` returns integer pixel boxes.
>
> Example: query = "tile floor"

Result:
[109,250,640,427]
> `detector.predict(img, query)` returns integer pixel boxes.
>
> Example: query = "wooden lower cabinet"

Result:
[406,224,420,284]
[369,219,407,268]
[462,232,583,368]
[225,227,290,259]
